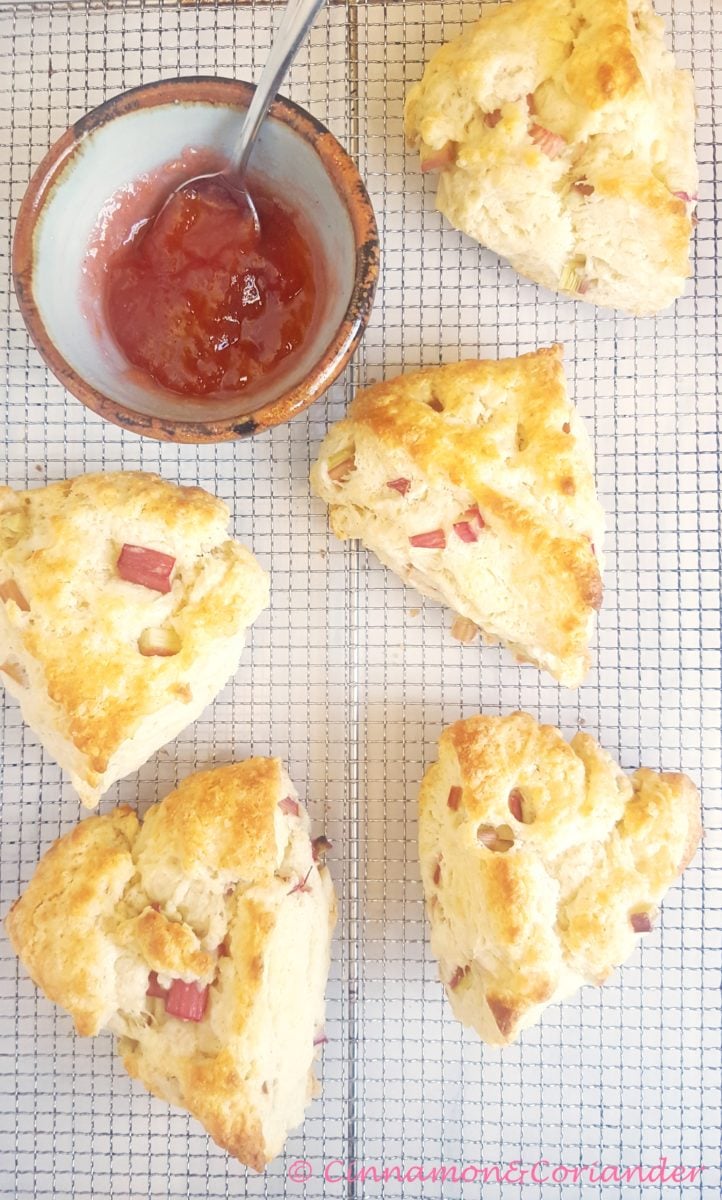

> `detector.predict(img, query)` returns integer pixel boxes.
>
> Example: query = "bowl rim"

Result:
[12,75,380,443]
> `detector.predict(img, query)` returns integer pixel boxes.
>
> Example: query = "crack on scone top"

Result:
[548,751,630,955]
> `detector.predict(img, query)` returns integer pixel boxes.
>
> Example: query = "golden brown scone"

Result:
[419,712,702,1045]
[0,472,269,806]
[6,759,337,1171]
[405,0,698,315]
[311,347,604,686]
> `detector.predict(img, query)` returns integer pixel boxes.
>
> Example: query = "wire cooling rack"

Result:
[0,1,720,1197]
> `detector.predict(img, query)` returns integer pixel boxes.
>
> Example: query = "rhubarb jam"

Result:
[102,176,317,398]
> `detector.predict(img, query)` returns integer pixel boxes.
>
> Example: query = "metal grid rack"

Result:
[0,1,719,1197]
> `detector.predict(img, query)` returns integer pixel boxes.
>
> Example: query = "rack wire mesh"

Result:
[0,0,719,1197]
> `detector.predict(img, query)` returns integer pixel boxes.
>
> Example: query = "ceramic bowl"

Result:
[13,76,379,442]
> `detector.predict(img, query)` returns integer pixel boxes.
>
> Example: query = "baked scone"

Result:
[310,347,604,686]
[405,0,698,315]
[0,472,269,806]
[419,712,702,1045]
[6,759,336,1170]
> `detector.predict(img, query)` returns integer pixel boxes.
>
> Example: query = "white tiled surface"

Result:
[0,2,720,1197]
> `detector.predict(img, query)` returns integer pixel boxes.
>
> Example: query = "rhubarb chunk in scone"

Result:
[0,472,269,806]
[6,759,337,1171]
[405,0,698,315]
[311,347,604,686]
[419,712,701,1045]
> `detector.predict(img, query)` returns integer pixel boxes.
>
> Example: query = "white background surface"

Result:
[0,1,719,1197]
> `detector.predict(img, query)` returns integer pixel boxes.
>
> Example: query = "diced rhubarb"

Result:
[447,785,462,811]
[631,912,652,933]
[450,616,479,644]
[573,180,595,197]
[146,971,168,999]
[487,996,515,1037]
[454,507,484,543]
[387,478,411,496]
[328,455,356,484]
[453,523,474,547]
[0,579,29,611]
[526,92,537,115]
[477,824,515,852]
[508,789,524,823]
[313,1030,328,1046]
[288,866,314,896]
[409,529,446,549]
[449,966,468,990]
[138,626,181,657]
[421,142,456,173]
[312,835,333,862]
[559,262,590,295]
[217,940,230,957]
[164,979,209,1021]
[672,191,698,204]
[453,521,477,544]
[530,124,567,158]
[508,788,534,824]
[279,795,300,817]
[484,109,502,128]
[562,422,571,434]
[117,544,175,593]
[0,659,27,687]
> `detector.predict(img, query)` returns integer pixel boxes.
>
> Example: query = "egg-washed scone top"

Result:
[0,471,269,807]
[419,712,701,1045]
[6,759,337,1171]
[405,0,698,315]
[311,347,604,687]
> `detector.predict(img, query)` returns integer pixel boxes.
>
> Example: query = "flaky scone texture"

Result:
[405,0,697,315]
[6,759,337,1170]
[0,472,269,806]
[311,347,604,686]
[419,712,701,1045]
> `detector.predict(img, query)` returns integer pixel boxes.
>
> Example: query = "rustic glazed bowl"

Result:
[13,76,379,442]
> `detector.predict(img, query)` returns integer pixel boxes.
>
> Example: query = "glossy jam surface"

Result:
[102,175,317,398]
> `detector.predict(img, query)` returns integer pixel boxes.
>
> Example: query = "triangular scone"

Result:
[311,347,604,686]
[419,712,701,1045]
[6,759,337,1170]
[0,472,269,806]
[405,0,697,315]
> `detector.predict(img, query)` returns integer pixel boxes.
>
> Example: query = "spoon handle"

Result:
[231,0,328,177]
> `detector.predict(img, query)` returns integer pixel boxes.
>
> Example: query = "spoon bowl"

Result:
[153,171,261,241]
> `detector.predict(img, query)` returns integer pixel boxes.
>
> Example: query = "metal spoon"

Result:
[157,0,327,235]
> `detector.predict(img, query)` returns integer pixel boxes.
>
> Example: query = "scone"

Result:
[6,759,337,1170]
[405,0,698,315]
[310,347,604,686]
[419,712,702,1045]
[0,472,269,806]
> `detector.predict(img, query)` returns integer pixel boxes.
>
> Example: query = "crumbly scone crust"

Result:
[418,712,702,1044]
[6,759,337,1170]
[405,0,698,314]
[0,472,269,805]
[311,347,604,686]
